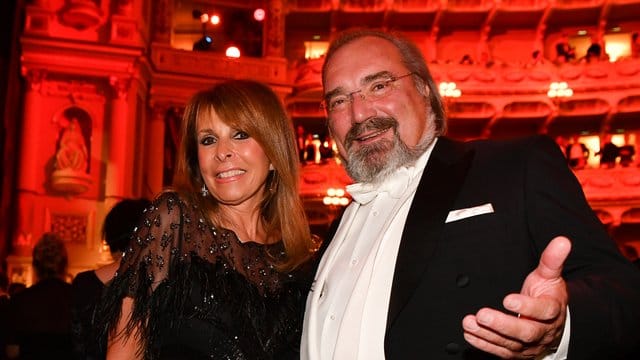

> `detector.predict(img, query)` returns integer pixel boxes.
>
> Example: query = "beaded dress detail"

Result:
[95,192,313,359]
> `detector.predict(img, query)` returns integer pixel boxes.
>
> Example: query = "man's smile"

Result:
[354,127,392,144]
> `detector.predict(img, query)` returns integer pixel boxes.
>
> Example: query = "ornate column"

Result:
[17,69,46,192]
[105,76,132,203]
[264,0,285,58]
[13,69,46,256]
[144,103,168,198]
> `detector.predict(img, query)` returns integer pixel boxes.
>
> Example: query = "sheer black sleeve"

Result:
[94,192,200,357]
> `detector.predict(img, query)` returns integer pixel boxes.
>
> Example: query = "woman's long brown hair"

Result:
[172,80,315,271]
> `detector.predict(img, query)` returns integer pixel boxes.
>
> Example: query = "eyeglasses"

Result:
[321,72,415,114]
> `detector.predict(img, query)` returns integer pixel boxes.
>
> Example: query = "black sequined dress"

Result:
[95,192,314,359]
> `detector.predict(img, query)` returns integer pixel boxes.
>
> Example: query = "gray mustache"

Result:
[345,117,398,148]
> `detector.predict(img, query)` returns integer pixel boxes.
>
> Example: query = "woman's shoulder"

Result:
[154,190,188,207]
[150,191,202,218]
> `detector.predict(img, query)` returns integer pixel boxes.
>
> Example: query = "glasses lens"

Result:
[322,73,412,113]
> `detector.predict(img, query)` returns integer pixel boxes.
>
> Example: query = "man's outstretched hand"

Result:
[462,236,571,359]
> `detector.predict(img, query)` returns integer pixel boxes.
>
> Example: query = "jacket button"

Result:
[456,274,470,287]
[445,342,461,354]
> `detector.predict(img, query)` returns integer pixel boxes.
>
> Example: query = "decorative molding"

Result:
[20,37,144,79]
[22,68,47,92]
[577,168,640,201]
[51,169,92,194]
[49,212,89,245]
[44,207,95,248]
[109,15,139,45]
[24,5,53,35]
[59,0,104,31]
[151,44,289,85]
[109,76,132,100]
[42,80,105,103]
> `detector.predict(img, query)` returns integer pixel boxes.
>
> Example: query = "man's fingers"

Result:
[462,313,547,359]
[462,237,571,357]
[463,331,515,359]
[536,236,571,280]
[504,294,562,321]
[463,314,525,351]
[471,308,545,344]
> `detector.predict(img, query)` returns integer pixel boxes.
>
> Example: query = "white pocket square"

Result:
[445,203,494,223]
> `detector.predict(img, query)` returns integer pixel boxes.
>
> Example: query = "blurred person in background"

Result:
[6,233,72,359]
[71,198,151,360]
[0,272,9,360]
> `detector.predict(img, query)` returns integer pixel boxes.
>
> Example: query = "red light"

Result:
[210,14,220,25]
[253,8,265,21]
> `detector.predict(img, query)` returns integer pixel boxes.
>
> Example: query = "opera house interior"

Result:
[1,0,640,285]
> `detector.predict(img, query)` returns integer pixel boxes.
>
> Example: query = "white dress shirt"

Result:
[301,137,569,360]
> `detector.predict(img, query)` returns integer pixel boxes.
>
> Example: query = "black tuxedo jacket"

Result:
[322,136,640,359]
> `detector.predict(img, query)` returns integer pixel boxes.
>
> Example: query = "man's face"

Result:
[323,36,435,183]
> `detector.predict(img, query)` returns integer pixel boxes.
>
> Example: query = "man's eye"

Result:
[329,96,347,110]
[200,136,216,145]
[234,131,249,140]
[370,80,391,93]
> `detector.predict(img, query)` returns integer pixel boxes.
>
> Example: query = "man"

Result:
[0,272,9,360]
[554,33,575,64]
[6,233,73,359]
[302,29,640,359]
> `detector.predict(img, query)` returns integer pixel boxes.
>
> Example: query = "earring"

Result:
[269,173,277,193]
[201,184,209,197]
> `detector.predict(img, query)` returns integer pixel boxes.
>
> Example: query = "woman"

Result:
[71,198,151,359]
[96,80,318,359]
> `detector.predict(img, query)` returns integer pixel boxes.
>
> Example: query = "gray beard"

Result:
[344,126,434,184]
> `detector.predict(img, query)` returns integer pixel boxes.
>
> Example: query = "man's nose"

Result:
[349,92,374,124]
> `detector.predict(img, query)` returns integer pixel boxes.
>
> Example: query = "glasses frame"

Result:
[320,72,415,114]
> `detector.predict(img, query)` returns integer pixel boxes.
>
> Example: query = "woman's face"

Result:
[196,108,271,210]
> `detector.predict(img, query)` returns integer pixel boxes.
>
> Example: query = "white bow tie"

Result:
[347,166,416,204]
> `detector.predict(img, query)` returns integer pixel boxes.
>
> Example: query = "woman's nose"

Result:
[215,141,233,161]
[216,152,232,161]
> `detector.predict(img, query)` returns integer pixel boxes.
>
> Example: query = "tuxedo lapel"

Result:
[386,137,474,330]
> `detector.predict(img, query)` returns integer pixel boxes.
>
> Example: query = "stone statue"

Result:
[55,118,88,173]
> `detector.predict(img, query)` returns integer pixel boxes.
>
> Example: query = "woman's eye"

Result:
[200,136,216,145]
[234,131,249,140]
